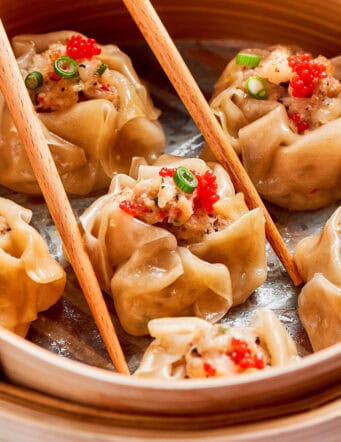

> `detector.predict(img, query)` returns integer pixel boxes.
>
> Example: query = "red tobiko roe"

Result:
[287,53,327,98]
[120,167,220,218]
[228,337,265,370]
[159,167,220,214]
[159,167,176,178]
[119,200,137,217]
[50,71,61,81]
[66,35,101,60]
[194,170,220,214]
[296,120,309,134]
[203,361,217,377]
[290,113,309,134]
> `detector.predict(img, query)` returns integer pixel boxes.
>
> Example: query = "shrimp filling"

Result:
[237,46,341,133]
[23,35,119,112]
[180,325,268,378]
[118,166,227,245]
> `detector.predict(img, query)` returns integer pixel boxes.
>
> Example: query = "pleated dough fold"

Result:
[0,31,165,195]
[0,197,66,336]
[134,309,298,379]
[205,47,341,210]
[294,207,341,350]
[80,156,267,335]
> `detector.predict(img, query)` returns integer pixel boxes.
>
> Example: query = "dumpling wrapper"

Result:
[294,207,341,286]
[134,309,299,379]
[0,31,165,195]
[0,197,66,336]
[204,49,341,210]
[112,243,231,335]
[298,274,341,351]
[294,207,341,350]
[80,156,267,335]
[190,205,266,305]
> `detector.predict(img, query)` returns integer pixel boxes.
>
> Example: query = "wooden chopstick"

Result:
[0,20,129,375]
[122,0,303,286]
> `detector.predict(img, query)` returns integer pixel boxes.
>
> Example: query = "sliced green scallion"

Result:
[245,76,269,99]
[236,53,261,67]
[24,71,43,90]
[174,166,198,194]
[97,63,108,76]
[54,56,78,79]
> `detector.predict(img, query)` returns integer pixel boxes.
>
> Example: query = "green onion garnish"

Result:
[97,63,108,76]
[219,326,228,334]
[24,71,43,90]
[245,76,269,99]
[236,53,261,67]
[54,56,78,79]
[174,166,198,194]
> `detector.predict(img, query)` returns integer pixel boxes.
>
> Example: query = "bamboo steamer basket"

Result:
[0,0,340,440]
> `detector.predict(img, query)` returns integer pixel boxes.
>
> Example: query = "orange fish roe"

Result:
[66,35,101,60]
[288,53,328,98]
[228,337,265,370]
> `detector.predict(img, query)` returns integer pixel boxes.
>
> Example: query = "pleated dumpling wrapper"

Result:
[80,155,267,336]
[0,197,66,337]
[134,309,299,379]
[0,31,165,195]
[203,46,341,210]
[294,207,341,351]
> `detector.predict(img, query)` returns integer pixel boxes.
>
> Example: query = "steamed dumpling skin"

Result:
[0,197,66,336]
[205,47,341,210]
[80,156,267,336]
[294,207,341,351]
[134,310,299,379]
[238,107,341,210]
[0,31,165,195]
[298,275,341,352]
[112,244,231,335]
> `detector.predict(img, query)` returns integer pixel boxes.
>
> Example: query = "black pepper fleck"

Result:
[191,348,200,357]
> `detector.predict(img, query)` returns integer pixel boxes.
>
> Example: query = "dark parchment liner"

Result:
[1,41,338,373]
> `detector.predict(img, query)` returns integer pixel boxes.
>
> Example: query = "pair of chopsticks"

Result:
[0,0,301,375]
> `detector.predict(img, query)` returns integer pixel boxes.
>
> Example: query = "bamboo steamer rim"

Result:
[0,327,340,435]
[0,325,340,391]
[0,378,340,438]
[2,0,341,56]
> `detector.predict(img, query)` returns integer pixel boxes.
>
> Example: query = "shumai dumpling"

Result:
[80,155,267,335]
[134,309,299,379]
[294,207,341,351]
[204,45,341,210]
[0,197,66,336]
[0,31,165,195]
